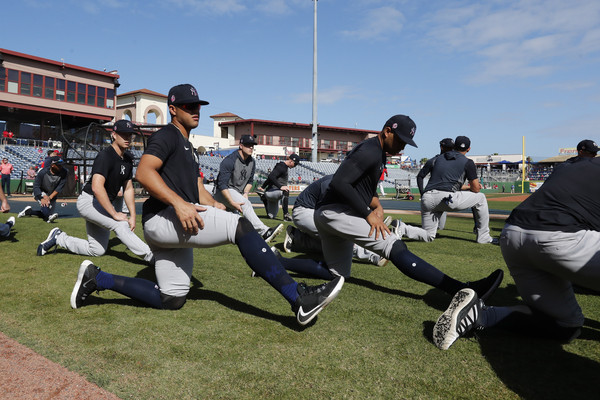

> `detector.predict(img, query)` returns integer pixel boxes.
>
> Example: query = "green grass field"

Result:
[1,201,599,399]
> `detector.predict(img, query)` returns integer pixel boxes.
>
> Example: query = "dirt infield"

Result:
[490,194,530,202]
[0,332,120,399]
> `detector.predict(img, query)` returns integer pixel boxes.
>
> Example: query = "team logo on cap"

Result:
[170,95,176,103]
[190,87,197,97]
[392,123,398,129]
[409,127,415,137]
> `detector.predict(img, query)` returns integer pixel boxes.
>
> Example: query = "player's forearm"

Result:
[123,183,136,217]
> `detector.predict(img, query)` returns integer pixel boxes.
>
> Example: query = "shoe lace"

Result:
[298,281,327,296]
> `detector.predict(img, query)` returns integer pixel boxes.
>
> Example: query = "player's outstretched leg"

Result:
[71,260,163,309]
[388,241,503,300]
[37,227,62,256]
[433,288,482,350]
[235,217,343,325]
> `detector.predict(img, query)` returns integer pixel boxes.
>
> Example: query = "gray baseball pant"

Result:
[214,188,269,236]
[264,189,284,218]
[56,192,153,261]
[293,205,378,262]
[500,224,600,327]
[421,189,492,243]
[143,205,239,297]
[314,204,398,277]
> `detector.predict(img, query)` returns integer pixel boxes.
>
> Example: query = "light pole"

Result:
[311,0,318,163]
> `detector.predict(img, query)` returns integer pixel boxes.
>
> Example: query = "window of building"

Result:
[44,77,55,99]
[33,74,43,97]
[97,87,105,107]
[77,82,86,104]
[67,81,76,102]
[106,88,114,108]
[56,79,65,101]
[291,137,299,147]
[338,141,348,151]
[279,136,290,146]
[0,69,5,92]
[6,70,19,93]
[220,126,228,139]
[321,139,332,149]
[20,72,31,95]
[87,85,96,106]
[265,136,273,145]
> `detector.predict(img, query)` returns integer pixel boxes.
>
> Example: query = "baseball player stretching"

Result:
[285,174,387,266]
[70,84,343,326]
[37,120,154,263]
[257,154,299,221]
[213,134,283,243]
[311,115,502,300]
[17,156,67,223]
[420,136,497,244]
[433,152,600,350]
[416,138,456,233]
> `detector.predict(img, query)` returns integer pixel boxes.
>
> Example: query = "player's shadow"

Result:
[421,284,600,399]
[184,276,307,330]
[85,272,306,329]
[478,325,600,399]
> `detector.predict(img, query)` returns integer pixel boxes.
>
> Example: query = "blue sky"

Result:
[4,0,600,161]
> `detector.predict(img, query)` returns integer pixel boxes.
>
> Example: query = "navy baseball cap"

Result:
[577,139,599,154]
[289,153,300,166]
[240,135,257,146]
[114,120,136,134]
[455,136,471,151]
[439,138,454,148]
[383,115,417,148]
[167,84,209,106]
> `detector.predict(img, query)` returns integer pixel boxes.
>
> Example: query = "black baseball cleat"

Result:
[37,227,62,256]
[262,223,284,243]
[465,269,503,302]
[292,276,344,326]
[433,288,482,350]
[283,213,293,222]
[283,225,295,253]
[70,260,101,309]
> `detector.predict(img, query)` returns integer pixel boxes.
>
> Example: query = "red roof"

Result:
[219,118,378,134]
[0,48,120,79]
[210,112,241,118]
[118,88,167,98]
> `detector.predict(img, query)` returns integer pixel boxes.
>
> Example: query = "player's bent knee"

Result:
[389,240,408,257]
[160,293,187,310]
[235,216,254,241]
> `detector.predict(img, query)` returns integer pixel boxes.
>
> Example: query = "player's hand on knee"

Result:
[128,215,136,231]
[366,211,390,240]
[176,203,206,234]
[114,212,128,222]
[230,201,244,213]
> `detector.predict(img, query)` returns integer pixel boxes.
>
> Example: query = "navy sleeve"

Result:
[216,156,235,191]
[33,168,45,198]
[417,158,434,195]
[465,159,478,181]
[54,169,68,193]
[144,129,176,163]
[329,148,378,218]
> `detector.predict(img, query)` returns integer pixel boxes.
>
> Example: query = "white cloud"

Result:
[292,86,359,105]
[341,6,405,40]
[165,0,246,15]
[426,0,600,83]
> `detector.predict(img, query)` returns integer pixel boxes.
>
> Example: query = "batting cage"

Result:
[57,122,155,197]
